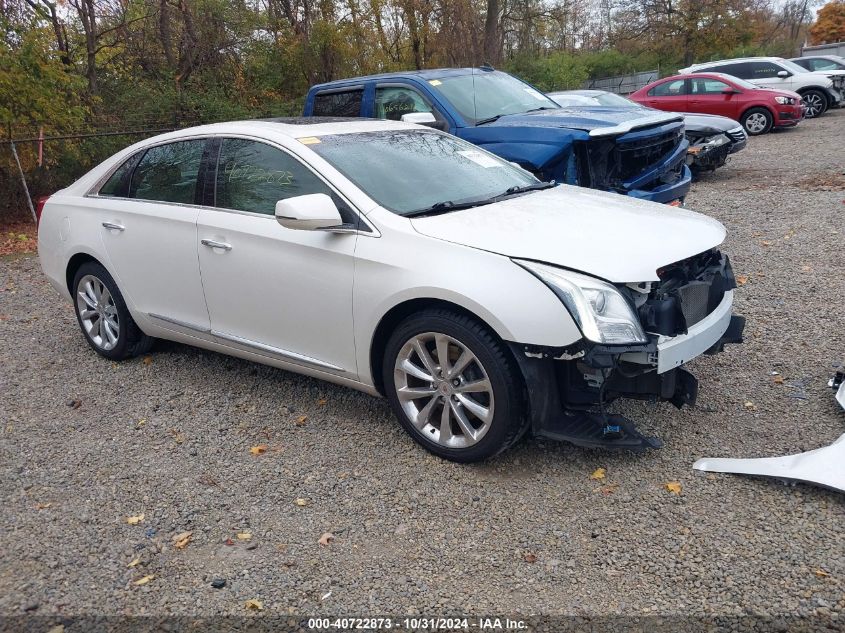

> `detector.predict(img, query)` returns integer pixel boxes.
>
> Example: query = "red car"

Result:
[630,73,804,136]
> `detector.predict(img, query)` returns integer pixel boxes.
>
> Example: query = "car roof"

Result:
[549,89,607,96]
[650,72,741,82]
[136,117,419,145]
[310,67,494,88]
[789,55,844,61]
[686,56,784,69]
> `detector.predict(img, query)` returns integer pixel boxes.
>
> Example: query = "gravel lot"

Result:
[1,110,843,627]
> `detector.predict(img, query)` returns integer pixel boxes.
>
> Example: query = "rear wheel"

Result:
[800,89,827,118]
[72,262,154,360]
[383,309,528,462]
[741,107,773,135]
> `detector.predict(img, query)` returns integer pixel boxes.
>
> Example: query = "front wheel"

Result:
[383,309,528,462]
[741,107,773,135]
[800,89,828,118]
[72,262,154,360]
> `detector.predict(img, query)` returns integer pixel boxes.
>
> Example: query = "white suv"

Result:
[680,57,842,118]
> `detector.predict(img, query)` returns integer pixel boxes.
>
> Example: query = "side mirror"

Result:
[721,87,738,94]
[777,70,790,78]
[401,112,449,131]
[275,193,342,231]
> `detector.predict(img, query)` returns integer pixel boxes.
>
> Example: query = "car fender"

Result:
[352,208,583,387]
[458,125,587,178]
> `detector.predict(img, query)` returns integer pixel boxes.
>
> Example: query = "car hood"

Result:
[489,107,683,133]
[754,87,803,99]
[683,113,742,133]
[409,185,726,283]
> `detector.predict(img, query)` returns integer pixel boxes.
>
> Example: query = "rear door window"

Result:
[710,62,752,79]
[98,152,143,197]
[690,78,731,94]
[312,89,364,117]
[748,61,782,79]
[129,140,206,204]
[648,79,687,97]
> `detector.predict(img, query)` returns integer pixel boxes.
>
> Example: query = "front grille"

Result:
[616,130,684,182]
[727,128,746,144]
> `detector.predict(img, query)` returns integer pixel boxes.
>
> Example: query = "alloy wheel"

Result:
[76,274,120,351]
[802,93,824,118]
[745,112,768,134]
[393,332,494,449]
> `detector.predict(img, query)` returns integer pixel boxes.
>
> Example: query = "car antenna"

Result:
[480,63,495,71]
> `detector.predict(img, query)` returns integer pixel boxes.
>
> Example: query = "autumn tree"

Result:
[809,1,845,44]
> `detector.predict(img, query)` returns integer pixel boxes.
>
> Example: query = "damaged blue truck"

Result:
[303,67,692,205]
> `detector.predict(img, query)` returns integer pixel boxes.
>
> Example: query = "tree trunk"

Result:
[483,0,499,64]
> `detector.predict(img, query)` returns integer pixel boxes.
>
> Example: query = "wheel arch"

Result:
[739,104,774,122]
[368,297,515,397]
[796,86,832,107]
[65,252,103,295]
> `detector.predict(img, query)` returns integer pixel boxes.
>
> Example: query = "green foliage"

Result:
[0,20,88,129]
[505,52,589,91]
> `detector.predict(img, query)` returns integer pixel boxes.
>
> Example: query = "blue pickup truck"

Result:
[303,67,692,204]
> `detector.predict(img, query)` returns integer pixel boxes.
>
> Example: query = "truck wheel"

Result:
[383,309,528,462]
[741,108,773,135]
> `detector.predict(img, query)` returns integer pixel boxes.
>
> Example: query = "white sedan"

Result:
[38,118,744,462]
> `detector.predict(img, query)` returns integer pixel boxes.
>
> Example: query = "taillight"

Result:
[34,195,50,227]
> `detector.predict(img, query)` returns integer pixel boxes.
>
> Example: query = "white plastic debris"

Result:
[693,434,845,493]
[694,370,845,493]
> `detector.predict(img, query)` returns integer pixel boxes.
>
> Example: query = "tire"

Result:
[72,261,154,360]
[382,308,528,462]
[800,89,828,118]
[741,107,773,136]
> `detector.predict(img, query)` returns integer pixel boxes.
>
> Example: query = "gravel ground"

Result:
[1,110,843,627]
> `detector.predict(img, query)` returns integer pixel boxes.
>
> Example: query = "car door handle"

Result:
[102,222,124,231]
[201,239,232,251]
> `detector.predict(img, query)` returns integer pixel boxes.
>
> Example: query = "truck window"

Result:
[375,86,436,121]
[312,89,363,117]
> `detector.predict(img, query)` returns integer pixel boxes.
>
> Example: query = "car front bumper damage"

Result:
[511,250,745,451]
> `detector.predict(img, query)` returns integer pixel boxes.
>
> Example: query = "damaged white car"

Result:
[37,118,744,462]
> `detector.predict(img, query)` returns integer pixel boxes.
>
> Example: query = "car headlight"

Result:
[699,134,730,147]
[774,96,793,105]
[516,260,648,345]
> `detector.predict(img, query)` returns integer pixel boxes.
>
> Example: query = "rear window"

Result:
[98,152,142,197]
[312,90,363,117]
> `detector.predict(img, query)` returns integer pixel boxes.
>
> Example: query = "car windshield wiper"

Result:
[525,106,558,113]
[499,181,557,197]
[404,182,557,218]
[475,114,505,126]
[403,198,493,218]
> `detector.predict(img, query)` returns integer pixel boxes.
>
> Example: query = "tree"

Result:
[809,1,845,44]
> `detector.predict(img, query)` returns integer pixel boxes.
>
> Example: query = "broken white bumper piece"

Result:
[694,369,845,493]
[693,434,845,493]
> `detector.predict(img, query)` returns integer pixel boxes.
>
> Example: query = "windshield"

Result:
[307,129,537,216]
[779,59,810,74]
[549,94,595,107]
[592,92,637,107]
[430,71,560,123]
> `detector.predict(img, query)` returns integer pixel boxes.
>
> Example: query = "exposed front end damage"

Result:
[510,249,745,450]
